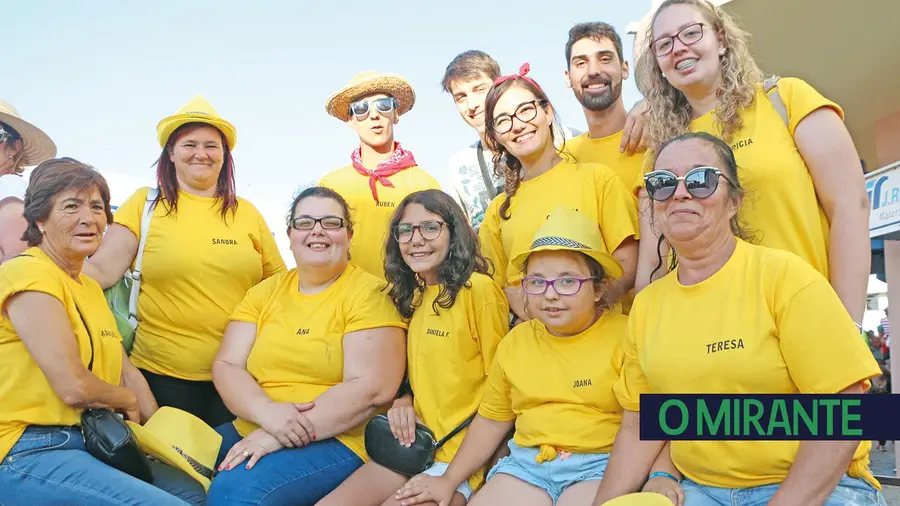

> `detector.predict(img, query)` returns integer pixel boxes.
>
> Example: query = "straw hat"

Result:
[0,100,57,167]
[156,94,237,150]
[604,493,677,505]
[127,407,222,491]
[511,207,624,279]
[325,71,415,122]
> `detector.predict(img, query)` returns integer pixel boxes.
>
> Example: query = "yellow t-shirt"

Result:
[566,131,646,202]
[478,311,627,455]
[229,264,407,460]
[0,248,124,461]
[407,272,509,490]
[615,239,882,489]
[114,187,286,381]
[479,161,638,287]
[635,78,840,280]
[318,165,442,280]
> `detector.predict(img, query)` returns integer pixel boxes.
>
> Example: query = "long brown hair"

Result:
[154,123,238,220]
[483,80,567,220]
[639,0,762,153]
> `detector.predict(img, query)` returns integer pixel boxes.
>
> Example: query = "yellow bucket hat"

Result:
[325,71,415,122]
[156,94,237,150]
[511,207,623,279]
[604,493,678,505]
[127,407,222,491]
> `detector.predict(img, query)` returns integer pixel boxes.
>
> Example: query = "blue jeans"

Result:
[682,474,888,506]
[206,422,363,506]
[487,440,609,504]
[0,425,205,505]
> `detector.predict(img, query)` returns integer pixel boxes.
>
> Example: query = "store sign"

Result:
[867,161,900,238]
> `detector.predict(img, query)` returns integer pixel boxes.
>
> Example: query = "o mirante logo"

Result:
[639,394,898,441]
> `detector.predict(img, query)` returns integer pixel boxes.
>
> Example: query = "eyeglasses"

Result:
[0,125,17,145]
[291,215,346,231]
[393,220,445,243]
[491,99,548,134]
[650,23,705,57]
[349,97,397,119]
[521,276,596,296]
[644,166,732,201]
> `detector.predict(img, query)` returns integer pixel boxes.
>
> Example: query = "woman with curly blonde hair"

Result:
[633,0,870,329]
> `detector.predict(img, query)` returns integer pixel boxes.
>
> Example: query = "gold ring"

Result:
[242,450,250,457]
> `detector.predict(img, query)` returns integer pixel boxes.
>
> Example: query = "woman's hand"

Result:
[388,395,418,447]
[620,99,648,155]
[642,476,684,506]
[255,400,316,448]
[396,474,458,506]
[122,392,141,423]
[218,429,284,471]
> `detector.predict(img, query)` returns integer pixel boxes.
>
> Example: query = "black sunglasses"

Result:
[644,166,733,201]
[349,97,397,119]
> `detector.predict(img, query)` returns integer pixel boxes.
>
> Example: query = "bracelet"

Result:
[649,471,681,483]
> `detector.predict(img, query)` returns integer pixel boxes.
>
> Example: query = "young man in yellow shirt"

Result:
[563,22,646,194]
[319,72,441,280]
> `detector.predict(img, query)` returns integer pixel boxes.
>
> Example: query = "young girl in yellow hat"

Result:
[395,207,632,506]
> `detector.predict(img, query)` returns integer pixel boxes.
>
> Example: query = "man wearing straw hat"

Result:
[319,71,442,280]
[0,99,57,263]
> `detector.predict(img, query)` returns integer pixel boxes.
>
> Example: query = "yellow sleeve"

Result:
[613,308,651,411]
[776,276,881,394]
[596,167,640,249]
[632,162,648,197]
[253,208,286,279]
[478,199,507,286]
[112,188,151,239]
[775,77,845,136]
[345,276,408,333]
[229,274,280,324]
[473,283,510,375]
[477,340,515,421]
[0,256,65,311]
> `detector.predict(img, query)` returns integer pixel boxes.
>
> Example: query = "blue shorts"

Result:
[486,440,608,504]
[681,474,887,506]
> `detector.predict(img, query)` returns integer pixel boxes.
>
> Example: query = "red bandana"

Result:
[351,142,418,202]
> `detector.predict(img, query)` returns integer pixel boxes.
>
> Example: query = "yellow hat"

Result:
[325,71,415,122]
[511,207,623,279]
[156,94,237,150]
[604,493,677,505]
[127,407,222,491]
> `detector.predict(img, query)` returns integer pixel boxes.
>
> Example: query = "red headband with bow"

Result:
[493,63,544,92]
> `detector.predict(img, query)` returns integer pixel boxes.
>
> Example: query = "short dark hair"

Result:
[286,186,354,235]
[565,22,624,67]
[441,50,502,94]
[22,157,113,247]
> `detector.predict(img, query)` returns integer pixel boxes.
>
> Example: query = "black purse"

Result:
[76,304,153,483]
[365,413,474,476]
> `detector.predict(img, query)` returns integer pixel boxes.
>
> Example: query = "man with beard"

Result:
[564,22,645,196]
[319,71,441,280]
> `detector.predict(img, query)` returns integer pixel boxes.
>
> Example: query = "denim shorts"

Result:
[423,461,474,501]
[681,474,888,506]
[486,440,609,504]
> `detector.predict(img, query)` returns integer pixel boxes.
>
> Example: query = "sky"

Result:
[8,0,653,260]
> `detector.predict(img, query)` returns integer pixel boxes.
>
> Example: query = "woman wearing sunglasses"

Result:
[478,64,638,324]
[633,0,869,331]
[207,186,407,506]
[397,207,631,506]
[592,132,884,506]
[320,72,442,282]
[0,100,57,263]
[319,189,509,506]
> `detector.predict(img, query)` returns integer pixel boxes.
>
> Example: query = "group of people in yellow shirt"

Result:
[0,1,887,506]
